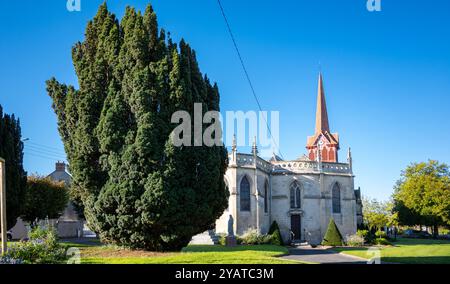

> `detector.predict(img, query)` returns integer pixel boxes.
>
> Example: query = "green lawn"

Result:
[334,238,450,264]
[76,244,302,264]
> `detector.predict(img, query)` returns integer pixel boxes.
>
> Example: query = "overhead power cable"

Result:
[216,0,284,159]
[26,141,66,155]
[24,151,67,162]
[25,145,66,157]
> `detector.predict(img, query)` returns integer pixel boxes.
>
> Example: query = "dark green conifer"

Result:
[47,3,228,251]
[0,105,27,229]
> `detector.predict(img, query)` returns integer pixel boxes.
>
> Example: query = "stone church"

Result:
[214,74,363,245]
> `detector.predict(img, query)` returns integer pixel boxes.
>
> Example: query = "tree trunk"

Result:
[433,224,439,239]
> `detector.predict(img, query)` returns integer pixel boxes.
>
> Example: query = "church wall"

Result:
[320,174,357,242]
[271,173,323,244]
[256,172,271,234]
[215,167,237,235]
[270,172,357,245]
[216,165,271,236]
[216,159,357,245]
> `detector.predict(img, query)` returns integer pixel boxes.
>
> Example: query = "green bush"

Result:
[375,230,387,239]
[268,221,284,246]
[346,234,365,247]
[5,227,66,264]
[270,231,283,246]
[268,221,279,234]
[374,238,391,246]
[356,229,368,239]
[356,229,374,244]
[321,218,343,246]
[217,234,227,246]
[239,229,275,245]
[241,229,265,245]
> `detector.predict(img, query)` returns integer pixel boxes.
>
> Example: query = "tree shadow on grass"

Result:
[183,245,285,253]
[382,256,450,264]
[392,237,450,246]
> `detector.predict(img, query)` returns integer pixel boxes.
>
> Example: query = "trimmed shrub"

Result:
[268,221,284,246]
[268,221,279,235]
[321,218,343,246]
[270,231,283,246]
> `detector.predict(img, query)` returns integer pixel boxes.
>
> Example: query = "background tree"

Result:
[393,160,450,238]
[0,105,27,229]
[46,3,228,251]
[22,176,69,227]
[392,197,424,227]
[362,196,391,232]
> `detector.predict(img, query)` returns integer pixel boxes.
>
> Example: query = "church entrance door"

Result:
[290,215,301,241]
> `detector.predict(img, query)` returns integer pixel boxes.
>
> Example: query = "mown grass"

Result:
[75,244,302,264]
[334,237,450,264]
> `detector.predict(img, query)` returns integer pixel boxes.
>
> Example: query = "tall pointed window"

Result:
[240,176,251,212]
[290,182,301,209]
[264,181,269,213]
[332,183,341,214]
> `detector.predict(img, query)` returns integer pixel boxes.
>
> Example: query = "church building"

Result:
[215,73,363,245]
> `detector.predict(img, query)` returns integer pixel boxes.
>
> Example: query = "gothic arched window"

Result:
[240,176,251,212]
[290,182,301,209]
[332,183,341,214]
[322,147,329,161]
[264,181,269,213]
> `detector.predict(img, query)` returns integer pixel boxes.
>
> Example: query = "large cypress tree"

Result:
[46,3,228,251]
[0,105,27,229]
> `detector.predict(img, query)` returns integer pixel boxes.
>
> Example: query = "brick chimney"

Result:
[55,161,66,172]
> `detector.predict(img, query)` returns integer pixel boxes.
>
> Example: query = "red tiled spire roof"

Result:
[306,73,340,162]
[315,73,330,134]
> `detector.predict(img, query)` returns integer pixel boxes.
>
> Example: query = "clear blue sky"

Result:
[1,0,449,201]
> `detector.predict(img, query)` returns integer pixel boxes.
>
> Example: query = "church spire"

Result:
[306,72,340,163]
[315,73,330,134]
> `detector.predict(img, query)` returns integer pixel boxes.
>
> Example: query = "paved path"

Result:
[281,246,368,264]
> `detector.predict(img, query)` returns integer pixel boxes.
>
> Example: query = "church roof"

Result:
[296,154,311,161]
[315,73,330,134]
[47,162,72,186]
[306,131,339,147]
[306,73,339,148]
[269,153,284,162]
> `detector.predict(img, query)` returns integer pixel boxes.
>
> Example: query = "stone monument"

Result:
[225,215,237,246]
